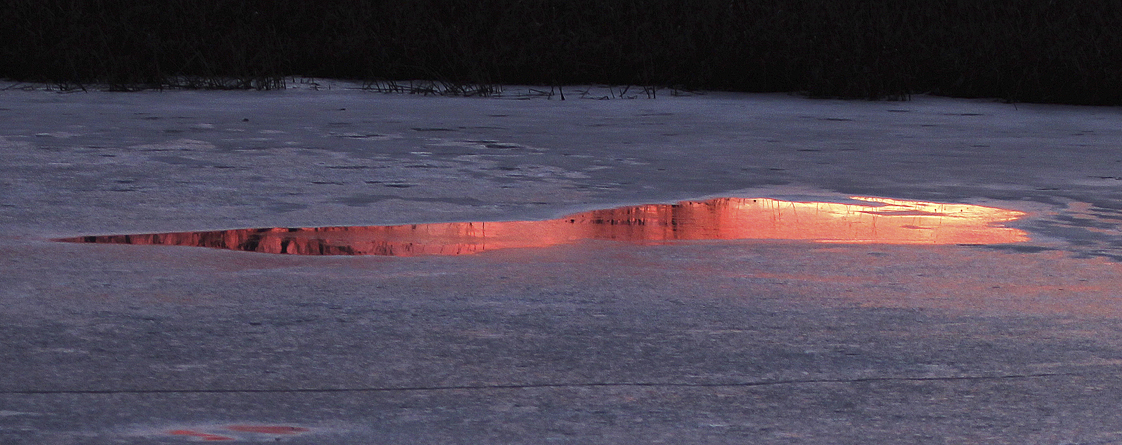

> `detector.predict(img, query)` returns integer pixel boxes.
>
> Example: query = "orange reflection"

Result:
[55,197,1028,256]
[167,430,235,441]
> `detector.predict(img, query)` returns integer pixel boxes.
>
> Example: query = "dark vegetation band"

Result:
[2,0,1120,104]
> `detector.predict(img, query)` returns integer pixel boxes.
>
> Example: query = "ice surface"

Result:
[1,80,1120,258]
[5,81,1122,443]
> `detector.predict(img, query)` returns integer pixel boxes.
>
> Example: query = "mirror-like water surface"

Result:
[55,197,1028,256]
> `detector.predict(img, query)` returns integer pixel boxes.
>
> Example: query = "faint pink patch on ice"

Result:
[225,424,310,434]
[167,429,235,441]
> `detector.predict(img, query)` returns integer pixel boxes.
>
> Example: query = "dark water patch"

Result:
[265,202,308,213]
[485,143,523,149]
[334,194,488,207]
[336,133,386,139]
[980,244,1057,254]
[333,194,396,206]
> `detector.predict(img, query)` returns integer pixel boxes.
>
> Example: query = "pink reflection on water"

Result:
[56,197,1028,256]
[163,424,311,441]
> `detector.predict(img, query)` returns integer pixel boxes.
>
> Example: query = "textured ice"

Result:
[1,81,1120,258]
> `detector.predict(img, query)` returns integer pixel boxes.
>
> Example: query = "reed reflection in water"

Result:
[56,197,1028,256]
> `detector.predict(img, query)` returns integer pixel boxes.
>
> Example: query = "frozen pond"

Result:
[2,82,1120,260]
[3,82,1122,443]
